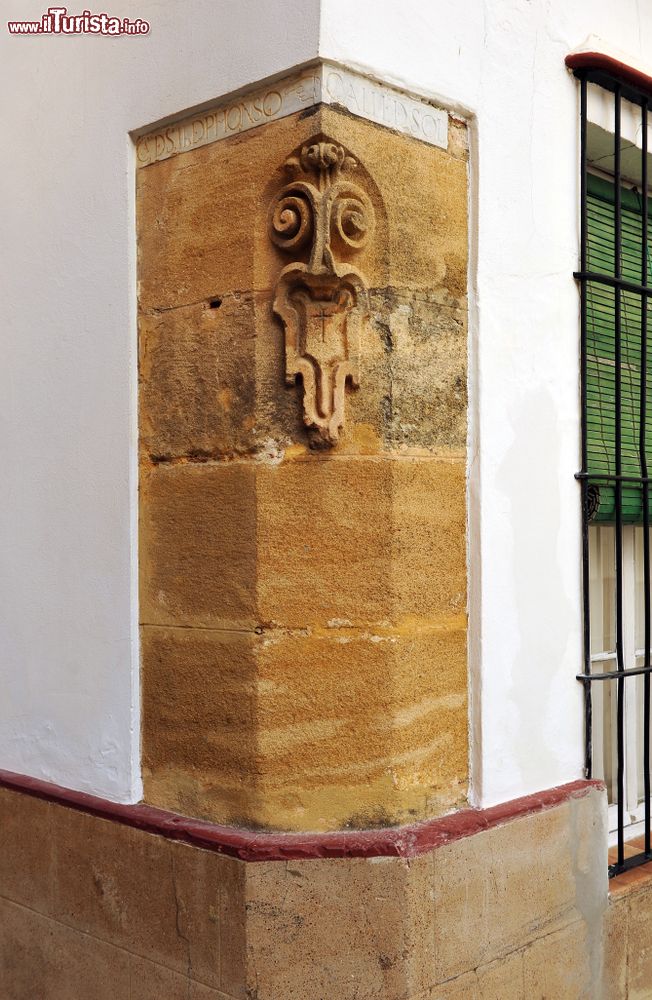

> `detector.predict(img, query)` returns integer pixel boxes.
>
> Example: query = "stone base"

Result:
[0,777,638,999]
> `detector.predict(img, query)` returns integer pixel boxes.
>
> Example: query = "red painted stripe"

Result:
[566,51,652,99]
[0,769,604,862]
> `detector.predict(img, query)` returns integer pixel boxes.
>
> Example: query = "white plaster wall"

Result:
[319,0,652,805]
[0,0,320,800]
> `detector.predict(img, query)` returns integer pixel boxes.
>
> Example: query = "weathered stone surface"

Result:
[141,457,465,630]
[0,896,234,1000]
[428,974,480,999]
[164,845,246,995]
[244,854,434,999]
[363,290,467,452]
[140,462,257,630]
[0,897,131,1000]
[142,622,467,831]
[50,806,190,975]
[139,290,466,462]
[315,106,468,296]
[254,456,394,629]
[138,110,467,461]
[43,804,246,993]
[141,626,260,824]
[521,920,592,998]
[474,950,525,999]
[390,457,466,621]
[136,112,305,311]
[0,784,625,1000]
[139,295,260,462]
[138,100,469,831]
[432,803,579,981]
[602,895,628,1000]
[626,883,652,999]
[128,955,235,1000]
[0,789,54,915]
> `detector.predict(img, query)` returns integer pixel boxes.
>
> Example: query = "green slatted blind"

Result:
[587,173,652,522]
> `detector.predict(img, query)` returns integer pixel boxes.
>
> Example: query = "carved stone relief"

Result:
[268,138,375,446]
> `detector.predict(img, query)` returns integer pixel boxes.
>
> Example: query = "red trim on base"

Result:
[0,769,604,862]
[566,51,652,100]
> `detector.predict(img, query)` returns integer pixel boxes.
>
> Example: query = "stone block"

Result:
[137,112,311,311]
[0,897,131,1000]
[163,843,246,994]
[252,625,468,829]
[128,955,234,1000]
[602,895,629,1000]
[140,456,466,631]
[626,882,652,999]
[142,622,466,830]
[0,782,616,1000]
[316,106,468,296]
[390,457,466,622]
[0,788,54,915]
[244,854,433,999]
[139,295,259,462]
[355,290,467,453]
[139,462,257,630]
[139,292,466,462]
[257,458,466,628]
[255,455,467,629]
[254,456,394,628]
[137,106,468,310]
[432,803,578,981]
[138,105,467,457]
[141,625,259,824]
[474,951,525,999]
[50,806,189,974]
[48,802,247,994]
[428,972,479,999]
[521,920,591,998]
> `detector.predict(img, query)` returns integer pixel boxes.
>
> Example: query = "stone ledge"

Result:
[0,769,604,863]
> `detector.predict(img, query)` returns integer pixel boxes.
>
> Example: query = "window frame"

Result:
[570,57,652,877]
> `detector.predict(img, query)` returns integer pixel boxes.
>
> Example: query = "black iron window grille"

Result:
[570,55,652,877]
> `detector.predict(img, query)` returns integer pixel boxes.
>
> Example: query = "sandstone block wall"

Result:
[137,104,469,831]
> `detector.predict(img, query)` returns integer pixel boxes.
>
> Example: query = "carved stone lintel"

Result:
[269,139,374,447]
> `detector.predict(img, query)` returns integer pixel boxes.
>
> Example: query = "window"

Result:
[571,56,652,876]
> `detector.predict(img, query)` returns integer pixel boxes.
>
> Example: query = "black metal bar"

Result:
[641,99,651,856]
[571,65,652,112]
[579,74,593,780]
[614,86,625,870]
[574,270,652,297]
[609,849,652,879]
[578,664,652,681]
[576,472,652,485]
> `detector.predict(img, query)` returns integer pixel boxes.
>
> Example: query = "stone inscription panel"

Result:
[135,63,449,167]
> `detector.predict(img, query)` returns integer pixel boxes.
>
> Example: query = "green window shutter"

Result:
[586,173,652,522]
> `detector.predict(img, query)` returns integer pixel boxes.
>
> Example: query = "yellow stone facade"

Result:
[137,104,469,831]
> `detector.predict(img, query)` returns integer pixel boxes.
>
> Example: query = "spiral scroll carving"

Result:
[269,191,313,251]
[331,192,372,249]
[269,137,375,447]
